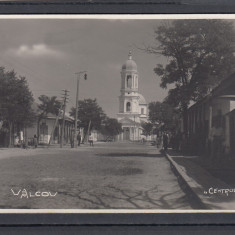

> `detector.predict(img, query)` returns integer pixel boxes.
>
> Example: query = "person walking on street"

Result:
[156,135,161,149]
[70,133,74,148]
[77,132,81,146]
[33,134,38,149]
[163,132,169,151]
[88,134,94,146]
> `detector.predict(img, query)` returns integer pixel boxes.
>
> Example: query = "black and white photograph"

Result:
[1,15,235,211]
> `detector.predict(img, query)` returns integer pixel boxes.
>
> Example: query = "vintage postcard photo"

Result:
[0,15,235,212]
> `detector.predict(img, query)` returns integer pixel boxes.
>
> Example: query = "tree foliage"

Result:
[70,98,106,133]
[0,67,36,146]
[100,118,122,140]
[38,95,61,119]
[37,95,61,139]
[145,20,235,111]
[148,101,180,132]
[141,122,153,137]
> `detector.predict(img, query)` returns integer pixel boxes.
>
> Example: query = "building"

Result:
[0,103,75,147]
[184,72,235,157]
[26,111,74,145]
[22,103,74,146]
[117,51,148,141]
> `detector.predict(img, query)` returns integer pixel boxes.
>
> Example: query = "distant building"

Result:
[0,103,75,147]
[117,51,148,141]
[26,110,74,145]
[21,102,74,146]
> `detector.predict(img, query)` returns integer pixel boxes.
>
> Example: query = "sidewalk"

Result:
[165,150,235,210]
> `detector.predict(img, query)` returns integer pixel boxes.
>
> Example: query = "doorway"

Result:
[123,127,130,141]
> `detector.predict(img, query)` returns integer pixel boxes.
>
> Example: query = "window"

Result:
[127,75,132,88]
[40,122,48,135]
[141,108,144,115]
[126,102,131,112]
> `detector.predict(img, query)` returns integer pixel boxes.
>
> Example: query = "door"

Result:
[123,127,130,141]
[40,122,48,144]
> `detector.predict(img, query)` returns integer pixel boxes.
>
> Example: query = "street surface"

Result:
[0,142,192,209]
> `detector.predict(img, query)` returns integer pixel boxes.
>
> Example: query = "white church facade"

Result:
[117,51,148,141]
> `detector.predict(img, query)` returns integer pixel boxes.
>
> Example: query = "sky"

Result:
[0,18,169,118]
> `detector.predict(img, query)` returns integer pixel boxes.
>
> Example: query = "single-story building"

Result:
[26,111,74,145]
[183,72,235,157]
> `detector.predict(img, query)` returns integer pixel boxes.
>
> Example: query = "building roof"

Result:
[32,102,74,121]
[41,112,74,122]
[119,117,141,126]
[188,72,235,111]
[122,51,137,71]
[138,93,147,105]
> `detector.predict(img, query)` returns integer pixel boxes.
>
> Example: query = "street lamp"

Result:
[74,71,87,148]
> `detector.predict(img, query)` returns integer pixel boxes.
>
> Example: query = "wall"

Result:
[230,100,235,112]
[26,122,37,140]
[212,98,230,116]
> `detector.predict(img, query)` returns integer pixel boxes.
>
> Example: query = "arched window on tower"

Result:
[126,102,131,112]
[127,75,132,88]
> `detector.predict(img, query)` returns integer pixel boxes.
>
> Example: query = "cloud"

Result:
[6,44,64,59]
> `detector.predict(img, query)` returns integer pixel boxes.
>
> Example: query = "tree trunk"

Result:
[37,118,40,142]
[182,108,188,135]
[82,130,87,144]
[86,120,91,143]
[24,125,28,148]
[8,121,13,148]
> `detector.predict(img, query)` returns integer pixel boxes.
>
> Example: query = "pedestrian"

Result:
[156,135,161,148]
[14,134,19,147]
[77,132,81,146]
[70,134,74,148]
[163,132,169,151]
[210,117,224,161]
[33,134,38,149]
[141,138,145,144]
[88,134,94,146]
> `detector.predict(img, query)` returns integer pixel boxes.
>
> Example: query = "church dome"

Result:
[138,93,147,105]
[122,51,137,71]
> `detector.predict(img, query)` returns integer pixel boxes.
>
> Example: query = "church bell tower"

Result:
[119,51,140,115]
[117,51,146,141]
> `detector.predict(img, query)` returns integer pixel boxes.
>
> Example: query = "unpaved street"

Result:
[0,142,192,209]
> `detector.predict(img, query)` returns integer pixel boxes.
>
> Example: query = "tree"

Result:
[70,98,106,139]
[145,20,235,131]
[148,101,180,132]
[100,118,122,141]
[141,122,153,138]
[0,67,36,147]
[37,95,61,140]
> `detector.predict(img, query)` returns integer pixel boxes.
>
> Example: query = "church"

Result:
[117,51,148,141]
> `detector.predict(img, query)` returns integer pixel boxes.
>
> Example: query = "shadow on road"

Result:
[95,153,164,158]
[57,184,190,209]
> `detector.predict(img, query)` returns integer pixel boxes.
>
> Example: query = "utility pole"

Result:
[86,120,91,144]
[60,89,69,148]
[74,71,87,148]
